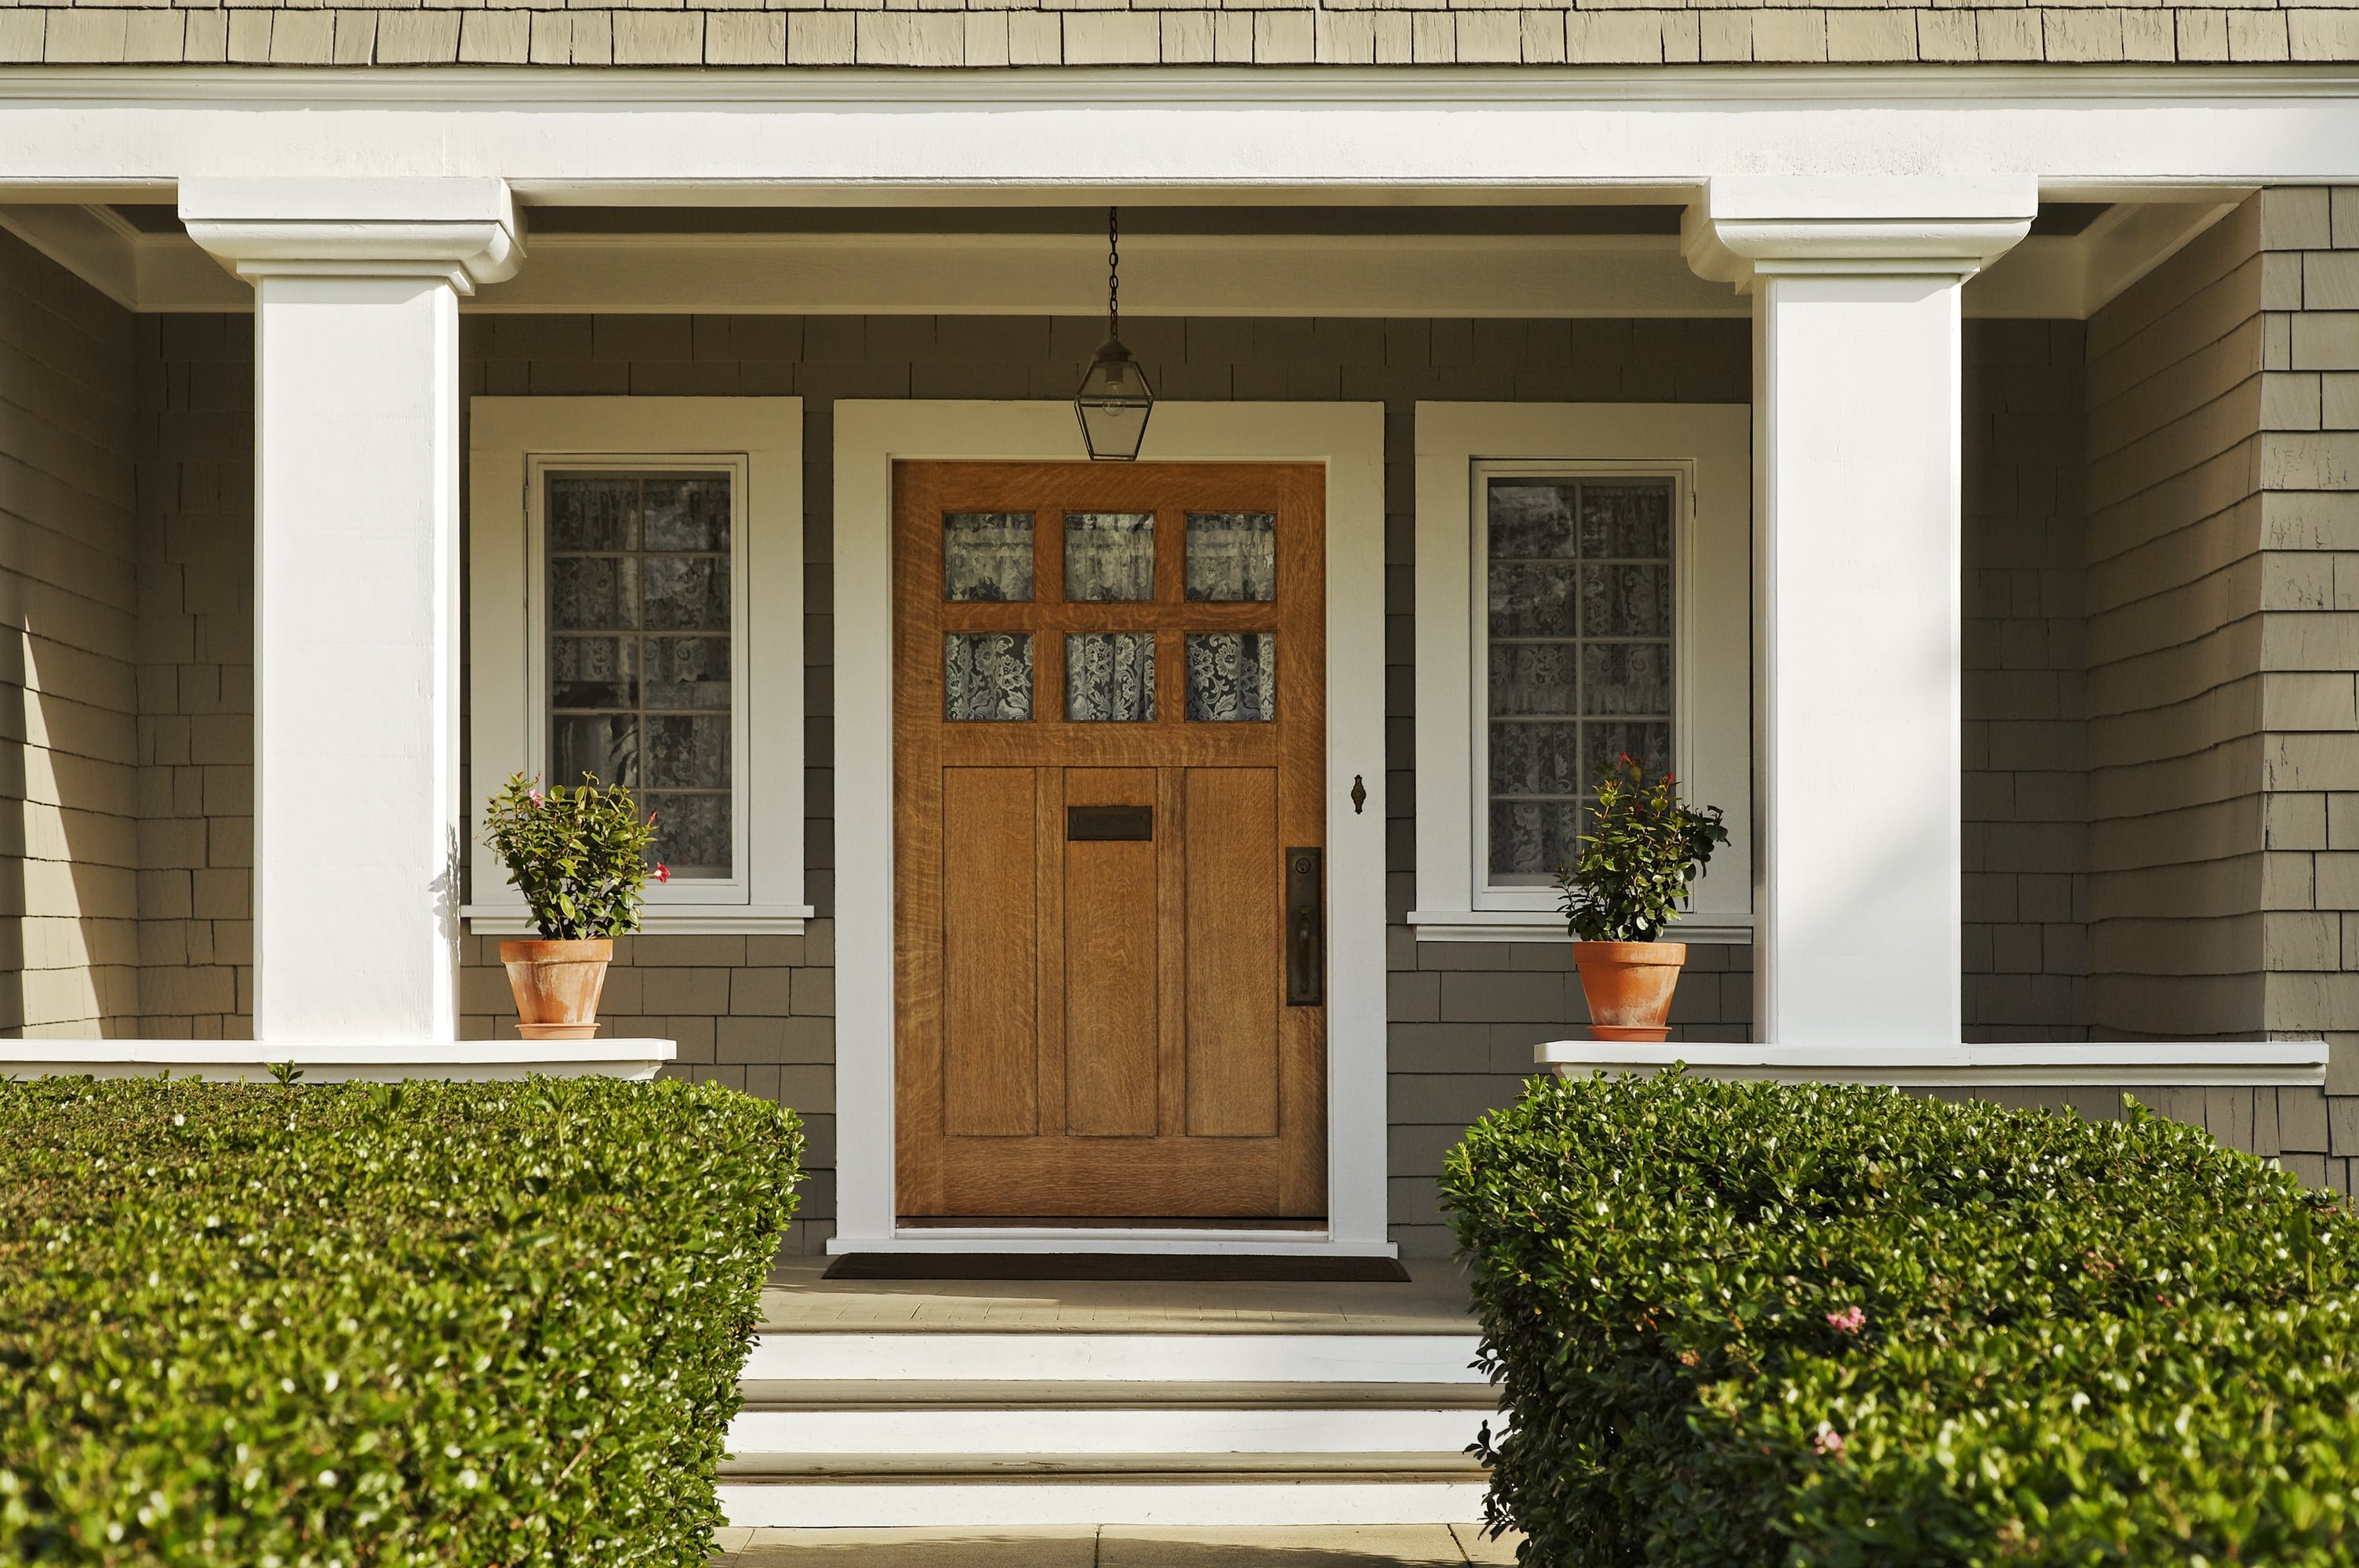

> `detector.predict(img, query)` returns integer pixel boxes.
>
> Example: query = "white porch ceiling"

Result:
[0,195,2243,319]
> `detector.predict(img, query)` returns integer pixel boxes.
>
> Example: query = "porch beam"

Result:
[181,177,524,1044]
[1685,176,2034,1049]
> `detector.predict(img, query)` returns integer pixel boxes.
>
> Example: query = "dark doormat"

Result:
[823,1252,1412,1283]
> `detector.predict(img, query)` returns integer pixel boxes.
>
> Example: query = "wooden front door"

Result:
[893,461,1327,1222]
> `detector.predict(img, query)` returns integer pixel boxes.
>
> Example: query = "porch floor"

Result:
[714,1525,1520,1564]
[760,1258,1479,1334]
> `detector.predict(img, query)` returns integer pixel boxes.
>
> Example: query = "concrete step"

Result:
[723,1327,1498,1527]
[740,1332,1487,1385]
[739,1380,1499,1410]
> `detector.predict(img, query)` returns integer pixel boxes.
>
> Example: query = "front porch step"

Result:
[739,1380,1499,1410]
[721,1452,1485,1478]
[724,1326,1497,1527]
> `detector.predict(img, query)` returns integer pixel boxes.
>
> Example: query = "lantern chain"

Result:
[1107,206,1121,343]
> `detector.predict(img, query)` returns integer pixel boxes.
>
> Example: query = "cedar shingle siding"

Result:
[0,228,139,1038]
[5,5,2359,67]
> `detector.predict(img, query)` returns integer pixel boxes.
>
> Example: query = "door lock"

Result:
[1285,847,1323,1007]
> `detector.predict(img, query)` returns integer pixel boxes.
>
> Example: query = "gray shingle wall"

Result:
[132,314,252,1037]
[0,227,138,1037]
[5,5,2359,67]
[2254,188,2359,1102]
[1965,321,2091,1041]
[2078,188,2359,1174]
[2085,194,2268,1040]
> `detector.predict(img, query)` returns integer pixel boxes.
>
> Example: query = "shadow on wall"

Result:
[0,615,140,1039]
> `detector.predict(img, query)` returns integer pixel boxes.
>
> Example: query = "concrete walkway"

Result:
[714,1526,1521,1565]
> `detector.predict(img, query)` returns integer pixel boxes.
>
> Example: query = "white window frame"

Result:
[1412,402,1753,944]
[463,397,812,935]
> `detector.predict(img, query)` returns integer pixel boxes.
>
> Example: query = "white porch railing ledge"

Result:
[1535,1040,2328,1088]
[0,1039,676,1083]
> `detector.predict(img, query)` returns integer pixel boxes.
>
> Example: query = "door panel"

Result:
[894,460,1326,1221]
[1064,768,1160,1138]
[1183,768,1280,1138]
[941,766,1038,1138]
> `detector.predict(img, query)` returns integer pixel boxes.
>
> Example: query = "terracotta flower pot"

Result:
[498,938,614,1040]
[1572,940,1688,1043]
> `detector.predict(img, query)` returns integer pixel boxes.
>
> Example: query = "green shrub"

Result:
[1442,1071,2359,1567]
[0,1074,801,1566]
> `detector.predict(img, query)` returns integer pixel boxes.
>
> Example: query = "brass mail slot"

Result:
[1068,804,1153,841]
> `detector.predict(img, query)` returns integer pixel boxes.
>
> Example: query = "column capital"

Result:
[180,176,523,295]
[1682,175,2037,291]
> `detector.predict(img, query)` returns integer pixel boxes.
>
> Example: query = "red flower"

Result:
[653,862,671,884]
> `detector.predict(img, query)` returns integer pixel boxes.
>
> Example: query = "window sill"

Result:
[461,904,815,937]
[1408,910,1753,945]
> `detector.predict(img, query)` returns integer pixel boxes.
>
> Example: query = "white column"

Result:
[182,179,523,1044]
[1685,177,2034,1048]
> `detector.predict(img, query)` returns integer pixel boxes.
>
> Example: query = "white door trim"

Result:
[830,401,1390,1256]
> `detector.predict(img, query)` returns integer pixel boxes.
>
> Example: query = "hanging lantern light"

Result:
[1075,206,1154,462]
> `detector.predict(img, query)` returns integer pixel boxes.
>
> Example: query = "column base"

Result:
[0,1040,676,1083]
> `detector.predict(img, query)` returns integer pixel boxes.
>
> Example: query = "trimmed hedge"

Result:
[0,1075,800,1566]
[1443,1072,2359,1567]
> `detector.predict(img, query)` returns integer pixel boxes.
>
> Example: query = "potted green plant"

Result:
[482,771,664,1040]
[1554,755,1728,1043]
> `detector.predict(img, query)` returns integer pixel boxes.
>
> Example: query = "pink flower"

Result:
[1826,1305,1866,1334]
[647,810,659,825]
[1813,1423,1846,1458]
[528,788,544,807]
[653,862,671,884]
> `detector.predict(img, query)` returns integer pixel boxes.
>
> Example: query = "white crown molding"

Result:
[1683,175,2040,289]
[178,176,525,292]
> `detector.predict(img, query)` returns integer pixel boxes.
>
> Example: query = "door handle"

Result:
[1285,847,1323,1007]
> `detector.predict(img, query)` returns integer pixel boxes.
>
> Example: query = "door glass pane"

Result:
[1065,512,1154,602]
[1185,632,1276,722]
[944,512,1034,602]
[546,469,735,878]
[946,632,1034,721]
[1067,633,1155,721]
[1185,512,1276,602]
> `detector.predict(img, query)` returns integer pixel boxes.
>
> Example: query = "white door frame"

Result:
[830,401,1392,1257]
